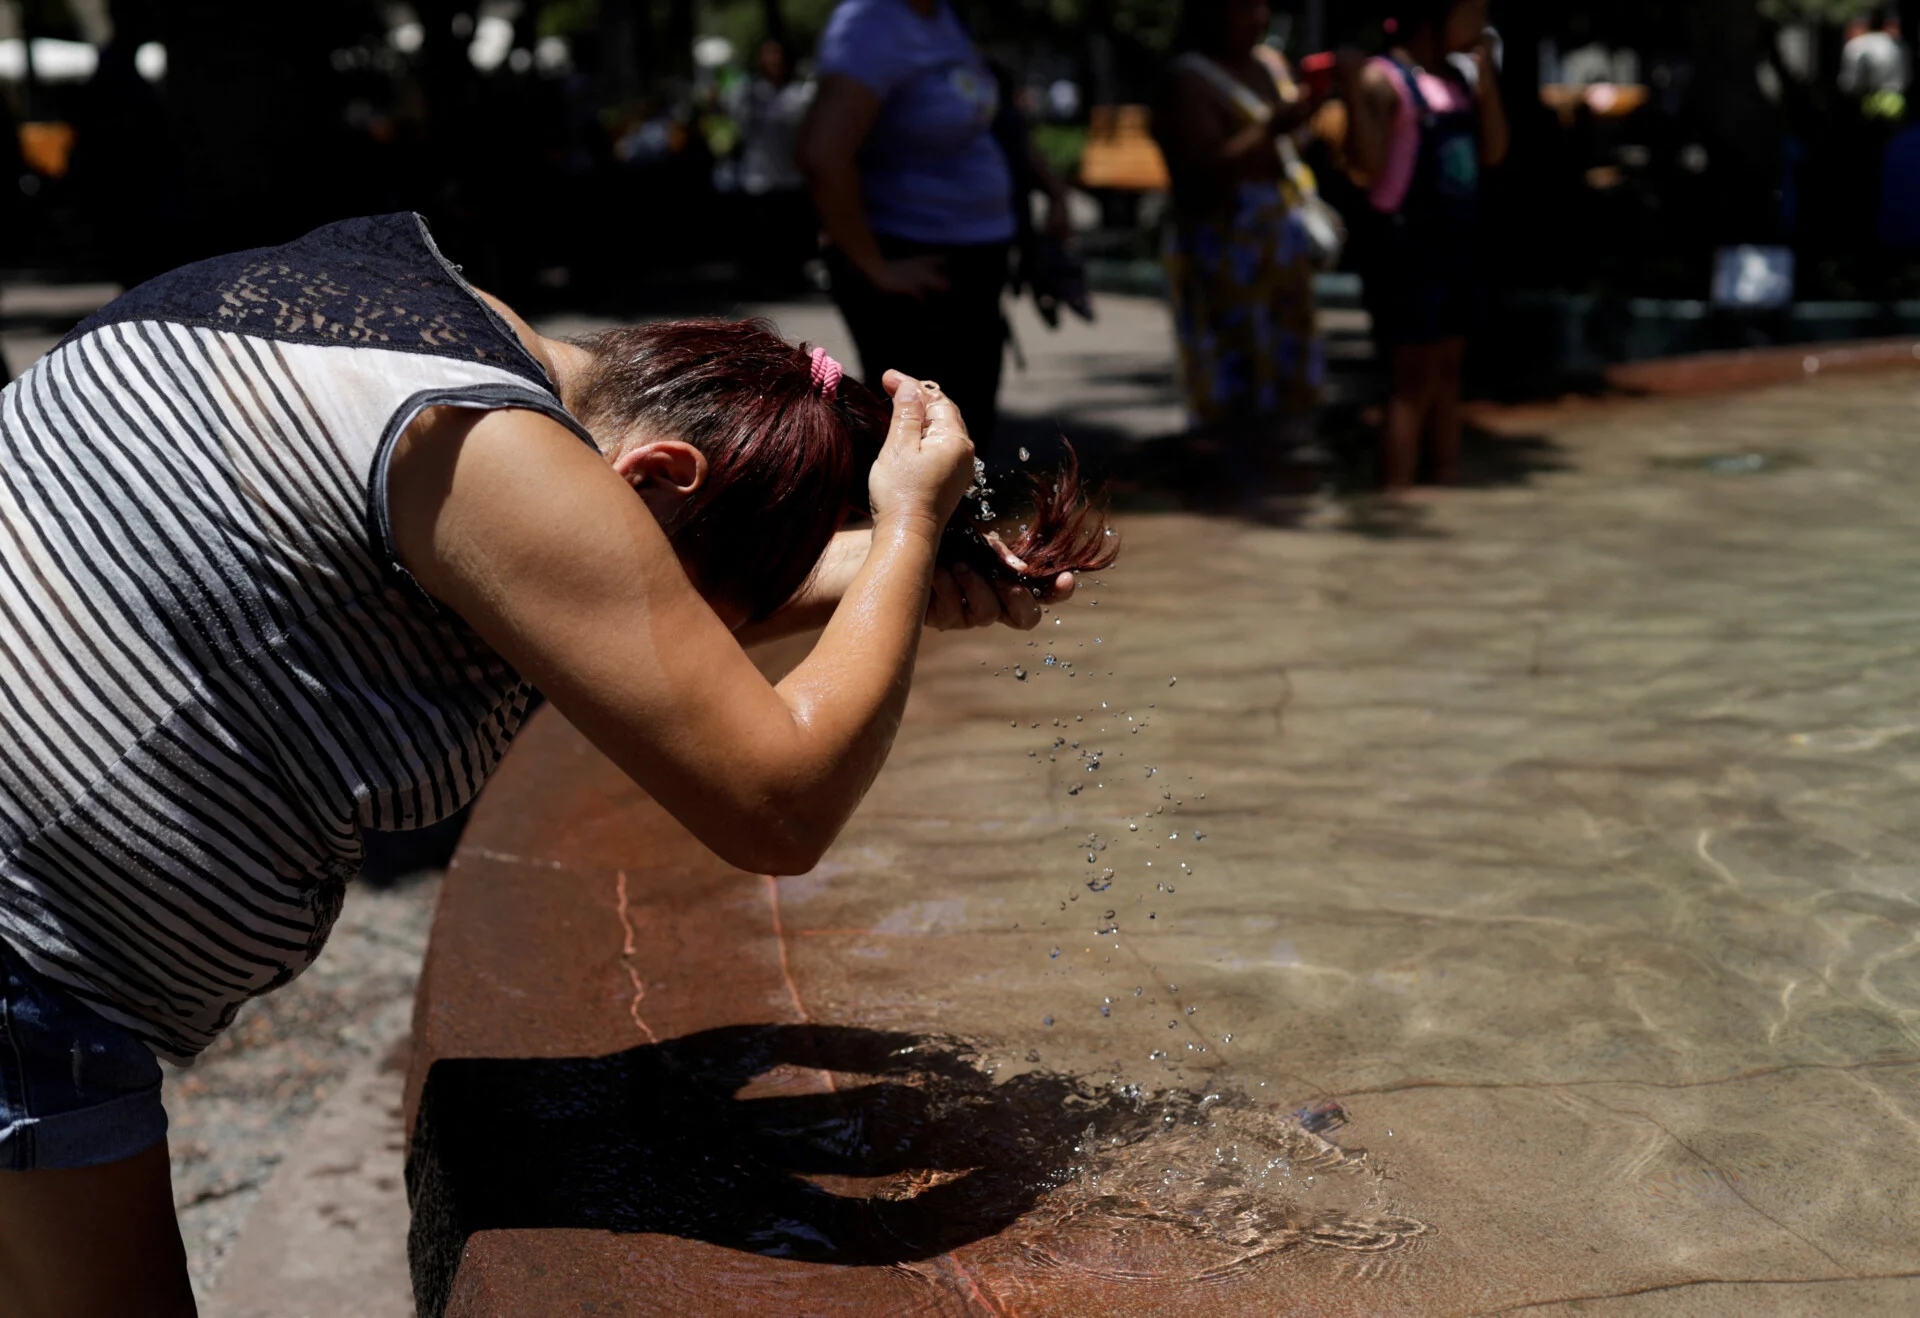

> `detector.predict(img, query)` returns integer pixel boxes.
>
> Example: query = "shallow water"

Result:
[770,374,1920,1313]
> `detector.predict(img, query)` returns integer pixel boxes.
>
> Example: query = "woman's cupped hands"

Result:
[869,370,1075,633]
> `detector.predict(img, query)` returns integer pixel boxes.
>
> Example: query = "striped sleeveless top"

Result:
[0,213,593,1061]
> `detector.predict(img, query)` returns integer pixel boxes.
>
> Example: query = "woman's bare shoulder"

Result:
[1355,59,1403,104]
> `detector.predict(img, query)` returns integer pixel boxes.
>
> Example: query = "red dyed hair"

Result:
[570,320,1117,622]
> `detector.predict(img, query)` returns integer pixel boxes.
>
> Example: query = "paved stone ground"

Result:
[173,876,436,1313]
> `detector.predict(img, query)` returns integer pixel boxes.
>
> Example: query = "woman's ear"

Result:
[611,439,710,522]
[611,439,709,495]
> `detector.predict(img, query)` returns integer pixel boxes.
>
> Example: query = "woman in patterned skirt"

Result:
[1157,0,1326,479]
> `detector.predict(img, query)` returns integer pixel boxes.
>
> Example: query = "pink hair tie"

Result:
[809,346,844,399]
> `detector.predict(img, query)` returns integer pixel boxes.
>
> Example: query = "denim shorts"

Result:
[0,940,167,1170]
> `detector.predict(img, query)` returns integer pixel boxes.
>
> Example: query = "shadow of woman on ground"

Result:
[405,1025,1165,1315]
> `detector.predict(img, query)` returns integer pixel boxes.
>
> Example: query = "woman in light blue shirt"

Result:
[799,0,1065,445]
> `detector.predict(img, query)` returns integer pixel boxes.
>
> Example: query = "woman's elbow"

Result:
[708,814,835,877]
[796,141,824,186]
[796,135,844,188]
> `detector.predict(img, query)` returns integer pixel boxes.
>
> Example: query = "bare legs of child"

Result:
[0,1141,196,1317]
[1382,336,1466,493]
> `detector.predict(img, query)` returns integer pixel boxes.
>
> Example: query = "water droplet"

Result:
[1133,986,1143,996]
[1067,785,1081,795]
[1186,1006,1198,1015]
[1049,946,1061,959]
[1128,823,1138,831]
[1013,666,1027,681]
[1043,654,1059,667]
[1100,1004,1111,1016]
[1018,446,1031,461]
[1194,832,1206,841]
[1169,832,1178,840]
[1168,676,1177,686]
[1043,1016,1054,1026]
[1222,1033,1233,1043]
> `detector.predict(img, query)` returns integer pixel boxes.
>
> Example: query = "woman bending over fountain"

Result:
[0,212,1112,1316]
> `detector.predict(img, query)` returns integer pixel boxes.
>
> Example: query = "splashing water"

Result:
[1010,1086,1429,1285]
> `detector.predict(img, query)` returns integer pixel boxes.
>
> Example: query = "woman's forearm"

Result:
[737,527,872,645]
[808,157,886,278]
[1478,74,1510,166]
[1214,120,1279,169]
[763,514,938,853]
[1027,139,1071,227]
[1345,83,1393,183]
[798,76,886,278]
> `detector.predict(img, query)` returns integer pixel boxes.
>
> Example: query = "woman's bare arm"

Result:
[1341,59,1401,185]
[737,526,1077,646]
[1158,69,1276,176]
[1027,139,1073,237]
[798,74,948,299]
[735,529,874,643]
[387,376,972,876]
[1473,41,1510,167]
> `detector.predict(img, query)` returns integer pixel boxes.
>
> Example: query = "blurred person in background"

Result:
[799,0,1069,447]
[730,37,819,294]
[1342,0,1507,493]
[1156,0,1327,484]
[1841,8,1910,121]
